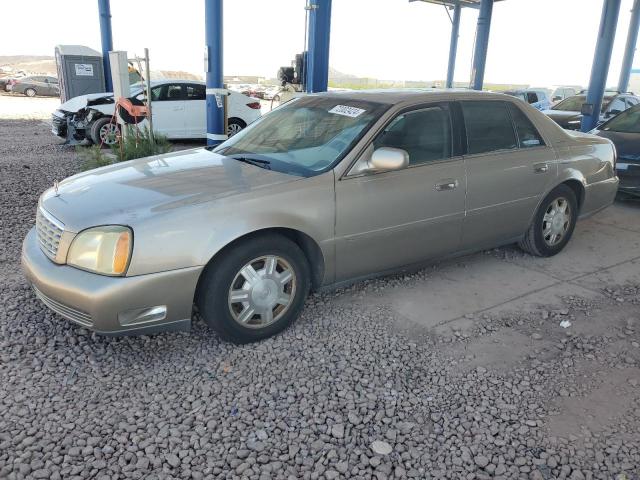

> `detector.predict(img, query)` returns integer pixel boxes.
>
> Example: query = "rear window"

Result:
[462,101,517,155]
[508,103,545,148]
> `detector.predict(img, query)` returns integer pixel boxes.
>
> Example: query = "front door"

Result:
[149,83,186,138]
[335,103,466,282]
[461,100,558,249]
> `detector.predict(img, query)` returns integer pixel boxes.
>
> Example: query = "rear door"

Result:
[150,84,186,138]
[183,83,206,138]
[335,102,467,281]
[461,100,558,249]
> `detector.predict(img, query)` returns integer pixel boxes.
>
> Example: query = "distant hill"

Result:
[0,54,202,81]
[0,55,57,76]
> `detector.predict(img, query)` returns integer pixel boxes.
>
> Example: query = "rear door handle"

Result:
[534,163,549,173]
[435,179,458,191]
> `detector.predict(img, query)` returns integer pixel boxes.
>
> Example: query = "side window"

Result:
[150,85,164,101]
[165,84,183,101]
[526,92,539,104]
[508,103,545,148]
[186,84,206,100]
[462,101,517,155]
[373,105,452,166]
[150,85,184,101]
[608,97,625,113]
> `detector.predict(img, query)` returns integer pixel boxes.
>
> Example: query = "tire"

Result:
[24,88,36,97]
[519,184,578,257]
[89,117,119,145]
[227,118,246,137]
[196,234,311,344]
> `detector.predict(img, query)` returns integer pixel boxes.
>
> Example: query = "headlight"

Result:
[67,226,132,276]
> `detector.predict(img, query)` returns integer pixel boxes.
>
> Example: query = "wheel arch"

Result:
[195,227,326,299]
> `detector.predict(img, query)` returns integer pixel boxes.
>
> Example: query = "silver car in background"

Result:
[22,90,618,343]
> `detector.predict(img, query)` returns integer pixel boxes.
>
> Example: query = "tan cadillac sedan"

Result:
[22,90,618,343]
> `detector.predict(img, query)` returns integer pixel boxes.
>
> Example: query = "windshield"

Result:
[213,96,389,176]
[552,95,612,113]
[601,105,640,133]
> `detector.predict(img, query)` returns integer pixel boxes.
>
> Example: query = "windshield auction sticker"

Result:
[329,105,366,118]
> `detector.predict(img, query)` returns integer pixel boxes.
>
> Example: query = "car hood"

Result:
[594,129,640,162]
[40,148,301,232]
[58,93,115,113]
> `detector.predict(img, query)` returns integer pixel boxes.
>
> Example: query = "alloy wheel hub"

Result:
[228,255,296,329]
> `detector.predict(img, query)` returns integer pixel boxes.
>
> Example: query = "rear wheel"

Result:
[24,88,36,97]
[227,118,246,137]
[196,234,310,343]
[90,117,119,145]
[519,184,578,257]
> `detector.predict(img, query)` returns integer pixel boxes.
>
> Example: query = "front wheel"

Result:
[24,88,36,97]
[519,184,578,257]
[89,117,119,145]
[196,234,311,343]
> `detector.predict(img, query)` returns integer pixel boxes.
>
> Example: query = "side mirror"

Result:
[368,147,409,172]
[608,109,622,117]
[580,103,594,116]
[552,96,561,102]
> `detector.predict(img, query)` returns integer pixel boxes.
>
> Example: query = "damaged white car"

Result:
[51,80,262,145]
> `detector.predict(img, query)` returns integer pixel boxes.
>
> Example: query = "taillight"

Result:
[247,102,261,110]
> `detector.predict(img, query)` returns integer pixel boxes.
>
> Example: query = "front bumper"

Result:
[51,112,67,138]
[22,228,202,335]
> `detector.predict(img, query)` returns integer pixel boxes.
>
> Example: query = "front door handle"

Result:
[534,163,549,173]
[435,179,458,191]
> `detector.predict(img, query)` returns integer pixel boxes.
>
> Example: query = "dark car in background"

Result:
[542,92,639,130]
[593,104,640,197]
[10,76,59,97]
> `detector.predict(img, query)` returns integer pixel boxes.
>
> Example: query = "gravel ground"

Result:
[1,119,640,480]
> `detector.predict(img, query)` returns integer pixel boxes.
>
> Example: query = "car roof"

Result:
[309,88,513,105]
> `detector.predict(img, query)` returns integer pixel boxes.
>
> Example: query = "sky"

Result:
[0,0,637,88]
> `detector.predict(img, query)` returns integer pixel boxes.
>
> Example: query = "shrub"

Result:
[110,126,172,162]
[77,125,172,172]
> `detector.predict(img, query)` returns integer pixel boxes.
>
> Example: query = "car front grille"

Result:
[32,285,93,327]
[36,207,65,262]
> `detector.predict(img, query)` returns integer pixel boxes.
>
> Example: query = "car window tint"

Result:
[150,86,164,101]
[608,98,625,113]
[186,84,205,100]
[602,106,640,133]
[462,101,517,155]
[526,92,538,103]
[508,103,545,148]
[373,105,452,165]
[165,85,183,101]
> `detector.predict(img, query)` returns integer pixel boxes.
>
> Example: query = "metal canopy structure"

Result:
[95,0,640,139]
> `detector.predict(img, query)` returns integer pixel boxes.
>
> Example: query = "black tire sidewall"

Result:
[197,234,310,343]
[227,118,246,137]
[531,185,578,256]
[90,117,117,145]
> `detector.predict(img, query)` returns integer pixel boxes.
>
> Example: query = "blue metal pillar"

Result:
[618,0,640,93]
[205,0,225,145]
[470,0,493,91]
[446,4,462,89]
[97,0,113,91]
[306,0,332,93]
[581,0,622,132]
